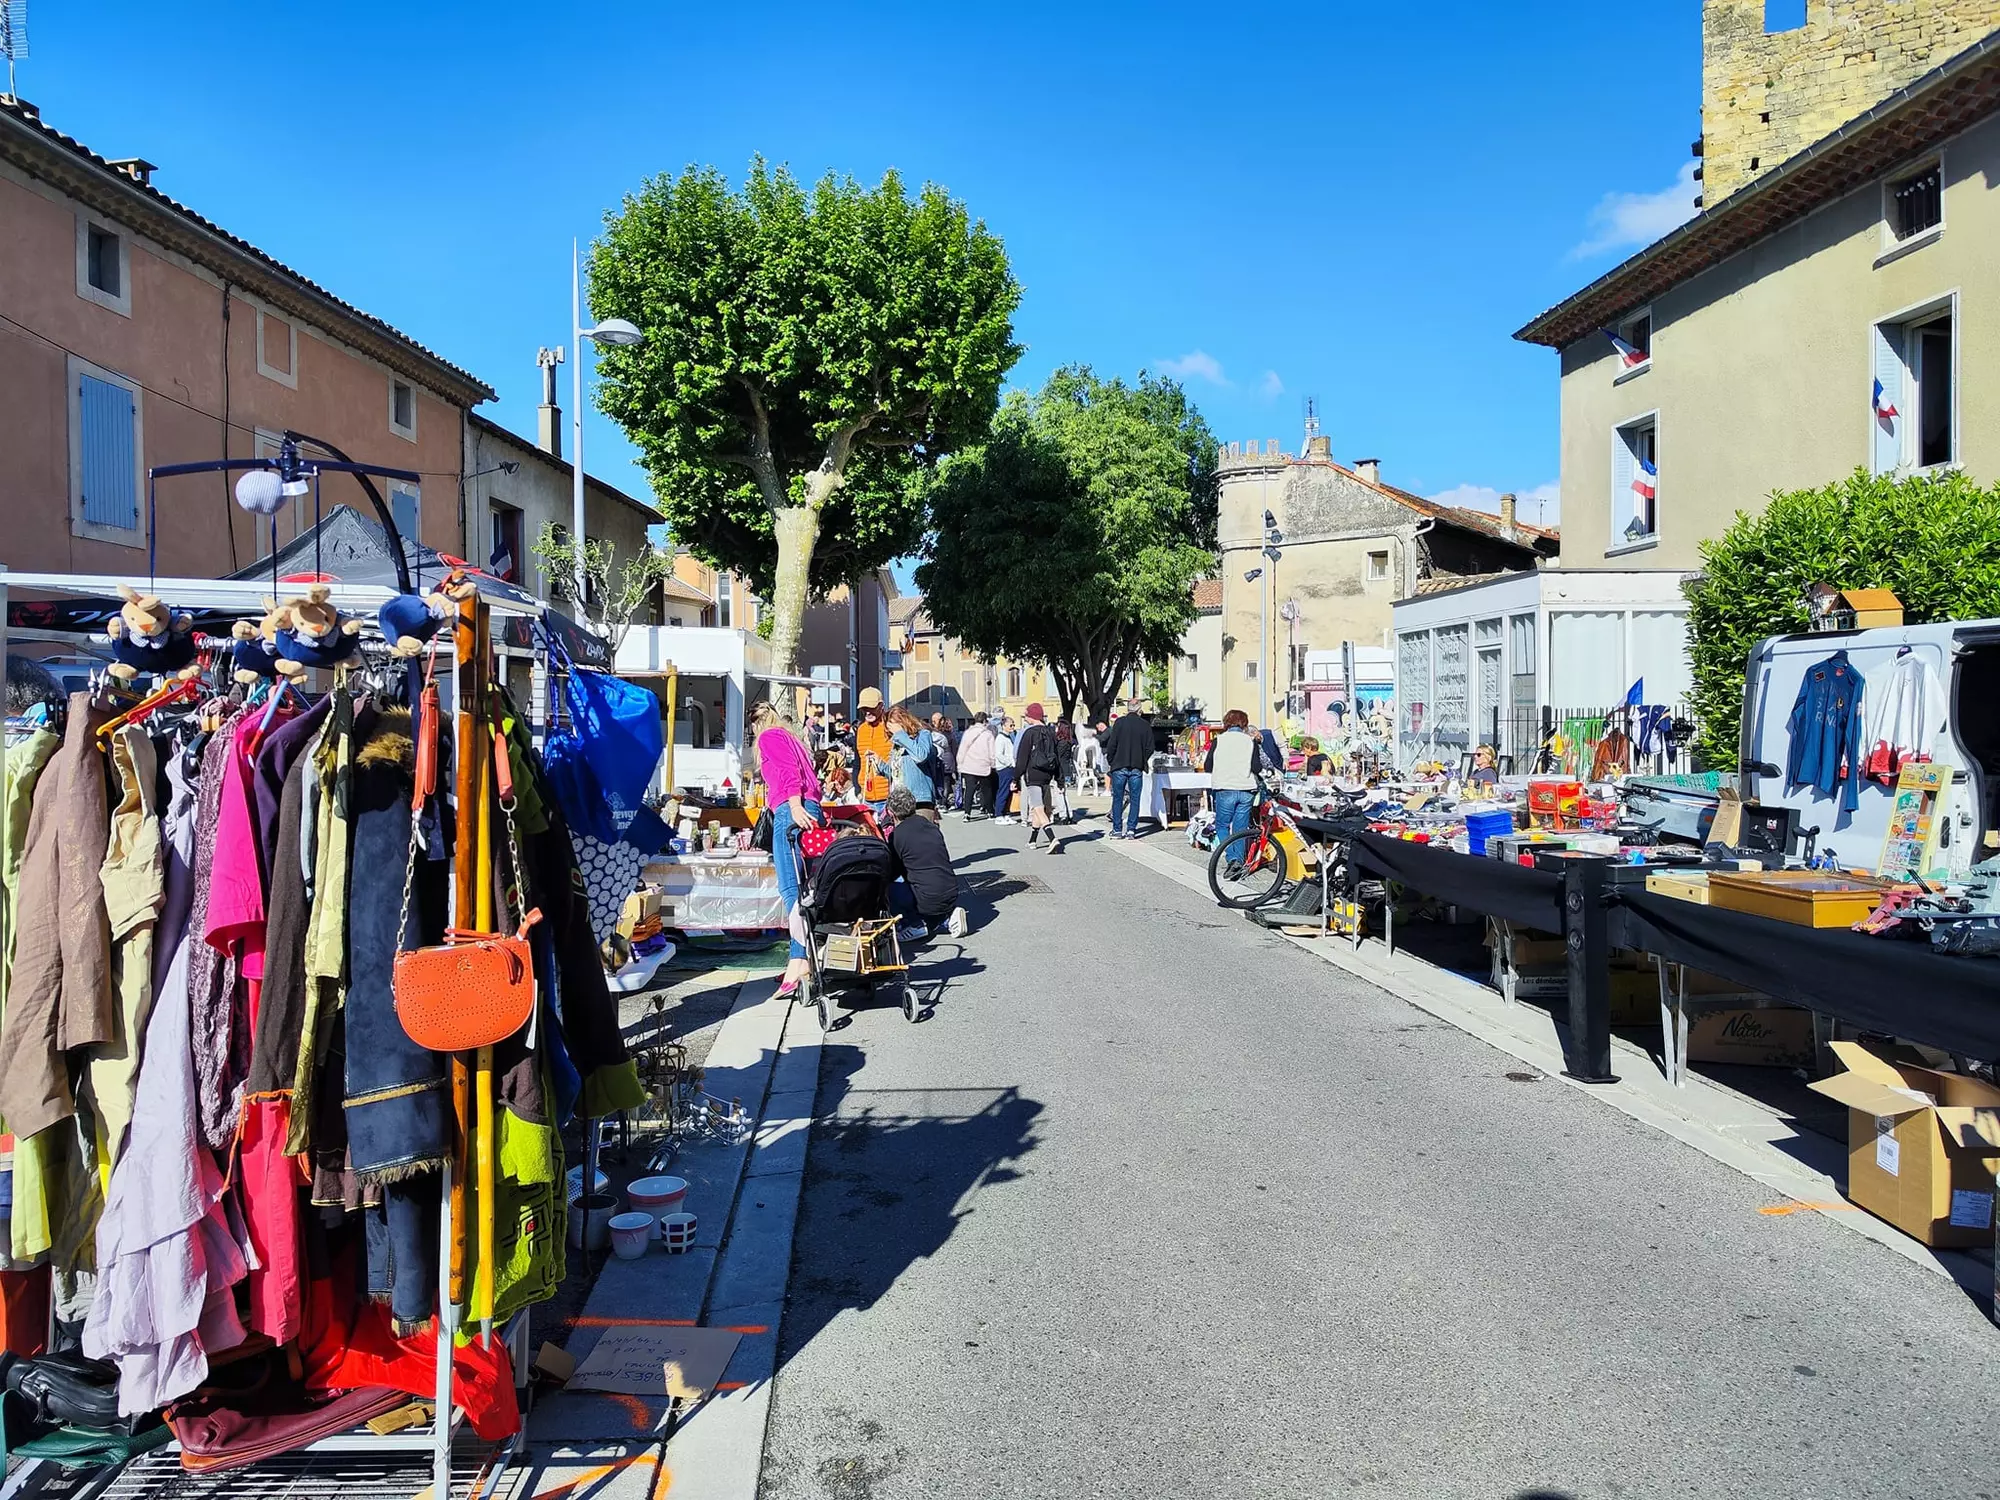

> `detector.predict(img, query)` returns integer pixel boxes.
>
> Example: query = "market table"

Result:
[1611,888,2000,1063]
[1140,767,1211,826]
[645,852,787,931]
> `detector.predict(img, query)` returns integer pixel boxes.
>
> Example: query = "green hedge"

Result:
[1684,468,2000,769]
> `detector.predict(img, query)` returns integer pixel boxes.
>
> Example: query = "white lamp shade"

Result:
[587,318,644,347]
[235,469,285,516]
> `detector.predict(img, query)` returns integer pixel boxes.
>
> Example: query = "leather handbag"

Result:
[389,660,542,1051]
[0,1351,133,1434]
[169,1385,408,1473]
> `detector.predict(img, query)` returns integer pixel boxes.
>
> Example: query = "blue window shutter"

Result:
[1872,322,1906,476]
[79,374,138,530]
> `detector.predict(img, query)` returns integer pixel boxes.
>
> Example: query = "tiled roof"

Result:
[468,413,660,520]
[1297,458,1560,548]
[888,595,926,625]
[1192,578,1223,613]
[0,99,494,404]
[1412,570,1516,596]
[1515,30,2000,349]
[660,576,713,607]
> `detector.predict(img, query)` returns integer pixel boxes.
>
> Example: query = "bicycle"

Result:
[1206,778,1366,910]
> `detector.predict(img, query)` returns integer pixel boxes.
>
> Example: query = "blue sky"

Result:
[21,0,1703,577]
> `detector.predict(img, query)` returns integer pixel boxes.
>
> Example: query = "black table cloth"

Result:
[1347,831,1566,932]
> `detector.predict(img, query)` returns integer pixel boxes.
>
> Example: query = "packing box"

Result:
[1807,1041,2000,1248]
[1685,1007,1814,1068]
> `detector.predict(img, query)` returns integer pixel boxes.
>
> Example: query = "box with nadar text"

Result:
[1807,1041,2000,1248]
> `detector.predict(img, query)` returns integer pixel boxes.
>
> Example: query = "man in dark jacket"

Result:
[1101,703,1156,839]
[888,786,967,940]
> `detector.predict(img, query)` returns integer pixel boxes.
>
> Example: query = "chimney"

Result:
[1354,457,1381,486]
[106,157,158,186]
[1499,492,1517,530]
[1306,434,1330,458]
[535,346,565,459]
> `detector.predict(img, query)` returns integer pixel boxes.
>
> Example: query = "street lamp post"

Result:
[1244,566,1266,730]
[569,238,644,613]
[1260,509,1283,731]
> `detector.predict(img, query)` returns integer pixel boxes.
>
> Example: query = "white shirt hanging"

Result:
[1863,651,1934,784]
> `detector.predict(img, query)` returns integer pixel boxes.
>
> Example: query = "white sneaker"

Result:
[946,907,969,937]
[1044,836,1062,854]
[994,815,1017,825]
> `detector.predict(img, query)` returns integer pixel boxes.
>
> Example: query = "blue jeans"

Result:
[994,768,1015,817]
[1109,768,1143,835]
[1213,789,1253,856]
[773,798,822,961]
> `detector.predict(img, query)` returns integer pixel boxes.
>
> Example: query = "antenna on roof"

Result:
[0,0,25,98]
[1301,395,1320,453]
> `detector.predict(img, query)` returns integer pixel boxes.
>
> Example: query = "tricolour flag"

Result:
[1631,456,1657,502]
[489,534,515,582]
[1872,378,1899,422]
[1602,328,1648,368]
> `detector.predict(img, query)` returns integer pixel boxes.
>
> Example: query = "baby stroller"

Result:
[788,827,916,1031]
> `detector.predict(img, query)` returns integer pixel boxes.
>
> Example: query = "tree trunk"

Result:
[766,505,821,679]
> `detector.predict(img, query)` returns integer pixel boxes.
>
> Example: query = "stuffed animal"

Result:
[273,585,362,677]
[104,584,198,682]
[229,599,287,685]
[378,572,476,657]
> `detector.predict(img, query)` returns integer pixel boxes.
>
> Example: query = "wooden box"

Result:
[1645,871,1711,904]
[1705,870,1893,928]
[821,918,906,975]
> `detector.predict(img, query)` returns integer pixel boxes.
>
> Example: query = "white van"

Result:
[1738,620,1998,876]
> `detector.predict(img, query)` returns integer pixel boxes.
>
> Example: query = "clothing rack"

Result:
[0,566,552,1500]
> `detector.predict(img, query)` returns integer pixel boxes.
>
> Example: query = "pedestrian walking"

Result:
[887,706,938,817]
[929,711,960,814]
[750,700,823,998]
[957,711,997,819]
[854,687,894,819]
[887,785,968,941]
[992,717,1018,824]
[1101,701,1156,839]
[1205,708,1270,876]
[1014,703,1064,853]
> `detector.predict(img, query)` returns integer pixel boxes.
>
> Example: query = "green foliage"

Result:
[919,366,1218,720]
[1685,467,2000,767]
[529,523,675,656]
[585,158,1021,608]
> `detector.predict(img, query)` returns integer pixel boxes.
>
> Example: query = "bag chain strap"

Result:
[396,634,446,954]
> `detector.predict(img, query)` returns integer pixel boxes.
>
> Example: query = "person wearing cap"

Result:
[854,686,894,818]
[1013,703,1064,854]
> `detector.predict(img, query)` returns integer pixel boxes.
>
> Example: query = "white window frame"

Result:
[66,354,145,546]
[1612,306,1653,385]
[1870,291,1959,476]
[1365,548,1390,582]
[389,377,417,442]
[1878,155,1945,266]
[1607,409,1660,558]
[75,211,132,317]
[717,571,734,629]
[255,307,299,388]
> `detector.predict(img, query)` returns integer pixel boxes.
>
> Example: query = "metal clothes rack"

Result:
[0,568,551,1500]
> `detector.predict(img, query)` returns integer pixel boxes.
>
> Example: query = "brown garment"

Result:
[0,694,114,1140]
[1590,728,1632,782]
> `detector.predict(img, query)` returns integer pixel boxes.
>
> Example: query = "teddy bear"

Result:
[229,598,289,685]
[104,584,198,682]
[273,584,363,677]
[377,571,477,657]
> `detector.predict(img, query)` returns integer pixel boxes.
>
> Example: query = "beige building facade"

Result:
[1520,13,2000,571]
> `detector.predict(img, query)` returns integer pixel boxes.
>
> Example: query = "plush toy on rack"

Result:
[378,572,477,657]
[273,585,363,677]
[228,599,288,684]
[104,584,199,682]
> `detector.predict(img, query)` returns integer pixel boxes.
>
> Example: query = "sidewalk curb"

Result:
[1097,831,1986,1293]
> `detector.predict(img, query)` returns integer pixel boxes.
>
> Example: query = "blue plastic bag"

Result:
[543,659,663,845]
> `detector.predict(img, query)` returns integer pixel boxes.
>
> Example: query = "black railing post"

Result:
[1561,856,1618,1083]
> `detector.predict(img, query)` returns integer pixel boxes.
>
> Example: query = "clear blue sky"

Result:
[20,0,1703,571]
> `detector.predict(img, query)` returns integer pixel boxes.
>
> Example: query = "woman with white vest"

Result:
[1204,709,1269,873]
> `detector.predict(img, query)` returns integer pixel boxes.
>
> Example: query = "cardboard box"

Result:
[1685,1007,1815,1068]
[1807,1041,2000,1248]
[1485,919,1564,967]
[1839,587,1904,629]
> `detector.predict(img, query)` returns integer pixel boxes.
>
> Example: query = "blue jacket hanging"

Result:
[1784,650,1865,814]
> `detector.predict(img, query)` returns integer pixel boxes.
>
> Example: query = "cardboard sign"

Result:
[567,1325,742,1403]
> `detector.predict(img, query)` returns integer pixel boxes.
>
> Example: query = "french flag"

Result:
[1602,328,1648,368]
[1872,378,1899,423]
[489,534,515,582]
[1631,457,1657,502]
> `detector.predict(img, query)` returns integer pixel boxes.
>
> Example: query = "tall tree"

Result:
[920,367,1218,722]
[587,160,1021,675]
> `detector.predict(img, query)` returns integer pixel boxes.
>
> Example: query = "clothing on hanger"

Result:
[1864,650,1934,783]
[1784,649,1865,814]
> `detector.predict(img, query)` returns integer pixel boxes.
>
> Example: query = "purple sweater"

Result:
[757,725,823,806]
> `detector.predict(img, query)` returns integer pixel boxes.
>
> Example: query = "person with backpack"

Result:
[929,712,960,813]
[886,707,938,818]
[1014,703,1064,854]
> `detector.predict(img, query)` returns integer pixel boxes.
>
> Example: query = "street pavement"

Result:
[758,816,2000,1500]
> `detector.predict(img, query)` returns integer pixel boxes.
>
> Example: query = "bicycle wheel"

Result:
[1207,826,1291,909]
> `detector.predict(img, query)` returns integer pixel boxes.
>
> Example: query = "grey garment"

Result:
[183,716,245,1153]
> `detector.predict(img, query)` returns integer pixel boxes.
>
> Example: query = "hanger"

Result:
[97,674,202,744]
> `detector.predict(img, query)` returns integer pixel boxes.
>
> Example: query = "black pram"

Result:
[788,829,916,1028]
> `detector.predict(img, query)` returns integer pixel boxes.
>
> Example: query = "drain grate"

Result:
[96,1445,517,1500]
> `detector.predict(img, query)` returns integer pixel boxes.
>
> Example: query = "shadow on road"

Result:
[777,1043,1044,1375]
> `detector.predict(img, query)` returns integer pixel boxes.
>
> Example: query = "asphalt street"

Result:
[759,817,2000,1500]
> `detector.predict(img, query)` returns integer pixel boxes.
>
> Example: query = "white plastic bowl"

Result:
[608,1211,654,1260]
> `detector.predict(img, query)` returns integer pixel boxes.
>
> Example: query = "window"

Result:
[961,669,977,700]
[1183,653,1198,672]
[256,308,298,388]
[1888,163,1942,244]
[1873,303,1955,474]
[914,641,931,662]
[1365,550,1389,582]
[488,501,523,584]
[388,481,420,551]
[913,673,930,696]
[1006,666,1022,697]
[75,214,131,316]
[1287,643,1310,684]
[1245,660,1258,681]
[1508,613,1536,674]
[718,571,733,628]
[1612,310,1651,379]
[389,378,416,441]
[69,357,143,543]
[1610,415,1658,548]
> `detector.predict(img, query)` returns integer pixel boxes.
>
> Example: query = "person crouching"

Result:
[887,785,968,941]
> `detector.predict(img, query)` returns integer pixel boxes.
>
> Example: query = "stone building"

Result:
[1215,436,1556,724]
[1701,0,2000,202]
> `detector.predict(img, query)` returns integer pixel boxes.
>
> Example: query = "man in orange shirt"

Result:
[854,686,895,818]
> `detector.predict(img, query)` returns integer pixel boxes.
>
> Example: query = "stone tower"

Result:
[1701,0,2000,202]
